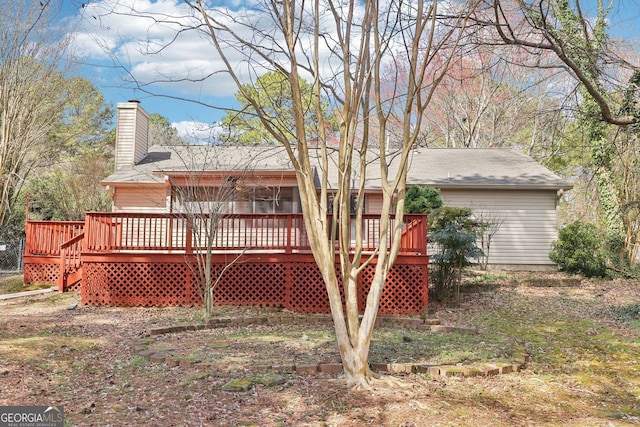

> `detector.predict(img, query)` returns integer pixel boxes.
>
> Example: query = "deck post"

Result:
[286,215,292,253]
[421,263,429,309]
[185,217,193,254]
[57,249,66,292]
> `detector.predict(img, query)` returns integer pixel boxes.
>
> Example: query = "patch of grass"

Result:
[0,335,100,365]
[370,327,509,365]
[0,275,26,293]
[130,355,150,368]
[0,274,55,293]
[154,322,515,372]
[111,354,160,381]
[0,334,101,386]
[22,282,55,291]
[627,320,640,331]
[468,299,640,419]
[611,303,640,323]
[459,271,512,293]
[472,272,512,283]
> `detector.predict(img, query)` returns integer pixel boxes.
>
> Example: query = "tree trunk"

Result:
[339,339,375,387]
[594,165,625,262]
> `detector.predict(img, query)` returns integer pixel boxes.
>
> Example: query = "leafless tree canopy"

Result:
[0,1,74,233]
[468,0,639,126]
[177,0,480,387]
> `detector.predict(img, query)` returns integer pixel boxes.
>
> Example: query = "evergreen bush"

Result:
[550,221,608,277]
[429,206,483,303]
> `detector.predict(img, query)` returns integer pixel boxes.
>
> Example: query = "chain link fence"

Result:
[0,239,24,272]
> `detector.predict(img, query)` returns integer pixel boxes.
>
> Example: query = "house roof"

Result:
[102,145,295,185]
[102,145,572,191]
[401,148,572,190]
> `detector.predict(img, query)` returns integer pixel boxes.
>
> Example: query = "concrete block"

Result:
[318,363,343,374]
[462,366,483,377]
[480,364,500,376]
[427,366,441,376]
[369,362,389,372]
[388,363,414,374]
[295,364,319,374]
[498,363,513,374]
[439,366,465,377]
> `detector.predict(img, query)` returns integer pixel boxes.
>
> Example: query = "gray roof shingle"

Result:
[102,145,572,191]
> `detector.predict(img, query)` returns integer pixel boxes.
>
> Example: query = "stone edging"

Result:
[131,314,528,379]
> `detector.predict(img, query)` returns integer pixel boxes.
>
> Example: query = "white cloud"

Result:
[71,0,443,122]
[72,0,260,99]
[173,120,225,145]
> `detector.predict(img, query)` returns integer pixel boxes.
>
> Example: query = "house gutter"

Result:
[367,183,574,191]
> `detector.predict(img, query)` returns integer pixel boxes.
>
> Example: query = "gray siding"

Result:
[133,109,149,164]
[440,189,558,266]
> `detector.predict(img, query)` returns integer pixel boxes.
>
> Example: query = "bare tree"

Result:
[476,0,637,125]
[94,0,477,387]
[0,1,75,235]
[167,145,262,317]
[418,48,549,148]
[174,0,479,388]
[475,211,504,270]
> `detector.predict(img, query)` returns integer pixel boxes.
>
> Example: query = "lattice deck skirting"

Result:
[23,262,82,291]
[24,263,59,287]
[79,253,428,316]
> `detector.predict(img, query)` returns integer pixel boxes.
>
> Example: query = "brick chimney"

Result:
[114,100,150,170]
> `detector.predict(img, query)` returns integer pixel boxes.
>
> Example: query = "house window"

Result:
[174,185,298,214]
[327,194,361,215]
[173,186,234,214]
[245,187,295,214]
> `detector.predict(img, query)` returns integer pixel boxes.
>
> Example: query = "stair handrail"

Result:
[57,232,85,291]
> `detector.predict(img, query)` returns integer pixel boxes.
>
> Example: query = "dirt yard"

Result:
[1,272,639,426]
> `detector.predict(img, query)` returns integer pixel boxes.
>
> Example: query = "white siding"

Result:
[332,188,559,268]
[115,108,135,170]
[113,187,168,212]
[440,189,558,267]
[115,102,149,170]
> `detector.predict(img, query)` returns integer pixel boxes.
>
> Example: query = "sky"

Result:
[61,0,242,140]
[57,0,640,140]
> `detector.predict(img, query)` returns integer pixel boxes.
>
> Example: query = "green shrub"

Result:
[550,221,608,278]
[429,206,483,303]
[404,186,443,214]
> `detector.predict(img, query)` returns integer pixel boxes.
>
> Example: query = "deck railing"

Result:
[24,220,86,291]
[23,212,429,312]
[24,212,428,259]
[80,212,427,255]
[24,220,85,256]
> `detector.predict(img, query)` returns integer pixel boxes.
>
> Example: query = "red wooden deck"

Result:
[23,213,429,315]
